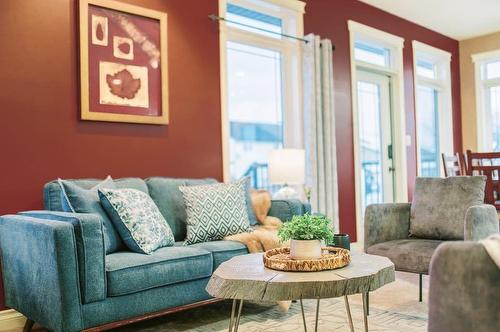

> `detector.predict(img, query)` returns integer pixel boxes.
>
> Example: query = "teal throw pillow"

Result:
[58,176,124,253]
[99,188,175,254]
[180,177,252,245]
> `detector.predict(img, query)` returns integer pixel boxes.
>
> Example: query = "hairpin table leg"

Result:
[362,292,368,332]
[300,298,308,332]
[234,299,244,332]
[344,296,355,332]
[228,299,237,332]
[314,298,320,332]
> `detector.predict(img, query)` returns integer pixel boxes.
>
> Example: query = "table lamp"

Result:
[268,148,305,199]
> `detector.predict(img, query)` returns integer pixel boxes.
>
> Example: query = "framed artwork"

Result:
[79,0,168,125]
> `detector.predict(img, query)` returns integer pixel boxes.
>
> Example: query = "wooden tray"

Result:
[263,247,351,272]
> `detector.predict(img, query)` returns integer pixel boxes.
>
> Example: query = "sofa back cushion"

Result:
[146,177,217,241]
[410,176,486,240]
[44,177,149,211]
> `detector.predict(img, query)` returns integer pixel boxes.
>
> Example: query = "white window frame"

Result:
[218,0,305,181]
[348,21,408,244]
[472,49,500,152]
[412,41,453,176]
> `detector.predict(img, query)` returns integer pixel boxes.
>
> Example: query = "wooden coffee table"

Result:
[206,251,395,332]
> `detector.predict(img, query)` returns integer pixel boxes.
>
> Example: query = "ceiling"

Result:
[358,0,500,40]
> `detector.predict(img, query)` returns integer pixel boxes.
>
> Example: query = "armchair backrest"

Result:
[410,176,486,240]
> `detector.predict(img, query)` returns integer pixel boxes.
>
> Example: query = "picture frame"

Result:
[79,0,168,125]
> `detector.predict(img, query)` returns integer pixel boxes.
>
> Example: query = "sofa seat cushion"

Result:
[181,240,248,269]
[366,239,443,274]
[105,246,213,297]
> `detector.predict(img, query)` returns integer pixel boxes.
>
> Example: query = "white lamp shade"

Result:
[268,149,305,185]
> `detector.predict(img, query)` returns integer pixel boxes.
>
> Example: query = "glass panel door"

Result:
[356,70,394,211]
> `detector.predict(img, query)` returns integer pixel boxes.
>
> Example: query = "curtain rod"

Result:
[208,14,335,51]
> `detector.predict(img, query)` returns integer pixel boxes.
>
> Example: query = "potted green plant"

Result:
[278,213,334,260]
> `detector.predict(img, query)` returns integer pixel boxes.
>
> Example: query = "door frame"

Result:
[348,21,408,244]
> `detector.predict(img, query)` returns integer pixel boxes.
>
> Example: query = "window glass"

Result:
[488,85,500,151]
[226,3,282,39]
[354,41,390,67]
[417,85,440,176]
[486,60,500,80]
[357,80,384,207]
[416,59,436,79]
[226,41,283,183]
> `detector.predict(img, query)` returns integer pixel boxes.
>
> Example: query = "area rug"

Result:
[110,272,428,332]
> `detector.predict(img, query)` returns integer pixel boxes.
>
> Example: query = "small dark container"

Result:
[332,233,350,250]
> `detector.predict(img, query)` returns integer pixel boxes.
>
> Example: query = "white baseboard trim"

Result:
[0,309,26,330]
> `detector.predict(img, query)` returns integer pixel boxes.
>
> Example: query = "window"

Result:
[354,40,391,67]
[226,3,282,38]
[219,0,304,187]
[413,41,453,177]
[416,59,436,79]
[473,52,500,151]
[227,42,283,178]
[485,60,500,80]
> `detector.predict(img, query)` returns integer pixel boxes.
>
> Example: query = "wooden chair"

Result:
[441,153,466,177]
[465,150,500,209]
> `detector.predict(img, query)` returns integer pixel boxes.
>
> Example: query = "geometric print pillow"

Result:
[98,188,175,254]
[179,177,252,245]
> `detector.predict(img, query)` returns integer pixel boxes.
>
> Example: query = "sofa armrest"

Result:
[464,204,499,241]
[268,199,311,222]
[19,211,106,303]
[364,203,411,250]
[0,215,84,331]
[428,241,500,332]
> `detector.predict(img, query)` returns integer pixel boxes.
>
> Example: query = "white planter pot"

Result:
[290,239,322,260]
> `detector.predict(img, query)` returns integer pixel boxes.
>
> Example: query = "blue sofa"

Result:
[0,177,310,332]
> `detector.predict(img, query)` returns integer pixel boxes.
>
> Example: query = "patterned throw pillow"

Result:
[180,178,252,245]
[99,188,175,254]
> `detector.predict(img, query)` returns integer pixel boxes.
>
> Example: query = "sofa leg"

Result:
[23,319,34,332]
[419,274,423,302]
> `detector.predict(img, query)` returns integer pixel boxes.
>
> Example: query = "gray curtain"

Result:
[303,33,339,231]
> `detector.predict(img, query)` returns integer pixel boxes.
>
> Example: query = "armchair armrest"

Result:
[0,215,84,331]
[19,211,106,303]
[268,199,311,222]
[364,203,411,250]
[464,204,499,241]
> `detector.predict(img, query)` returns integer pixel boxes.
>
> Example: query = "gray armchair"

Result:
[428,241,500,332]
[364,176,499,301]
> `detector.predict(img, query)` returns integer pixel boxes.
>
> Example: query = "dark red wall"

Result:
[0,0,221,309]
[304,0,462,241]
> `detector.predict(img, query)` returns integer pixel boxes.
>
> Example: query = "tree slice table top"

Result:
[206,252,395,301]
